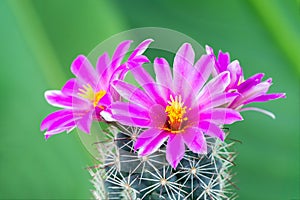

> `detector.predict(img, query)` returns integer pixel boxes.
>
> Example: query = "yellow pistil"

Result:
[164,95,188,133]
[78,84,106,108]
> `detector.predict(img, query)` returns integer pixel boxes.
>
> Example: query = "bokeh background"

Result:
[1,0,299,199]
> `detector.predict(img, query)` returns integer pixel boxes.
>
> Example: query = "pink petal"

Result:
[129,55,150,64]
[98,68,112,91]
[197,71,230,101]
[237,73,264,93]
[244,93,286,105]
[139,131,169,156]
[111,102,150,120]
[173,43,195,93]
[41,110,73,131]
[70,55,97,87]
[111,102,151,127]
[45,90,90,109]
[96,41,132,90]
[61,78,78,95]
[129,39,153,60]
[45,90,73,108]
[166,134,185,168]
[104,62,131,92]
[177,77,199,107]
[189,54,213,94]
[184,62,213,107]
[114,63,129,80]
[199,121,225,141]
[200,108,243,125]
[109,86,121,102]
[77,111,93,134]
[227,60,243,89]
[217,50,231,72]
[47,114,76,132]
[96,52,110,79]
[140,83,170,106]
[62,79,94,106]
[243,82,271,97]
[130,66,154,86]
[205,45,214,56]
[134,128,163,150]
[112,80,154,108]
[229,81,271,109]
[182,127,207,154]
[44,122,75,139]
[113,115,151,127]
[205,45,222,75]
[97,92,113,107]
[154,57,172,89]
[149,104,168,127]
[200,92,239,110]
[184,107,201,125]
[111,40,132,69]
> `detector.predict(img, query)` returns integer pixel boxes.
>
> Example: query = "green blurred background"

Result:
[0,0,299,199]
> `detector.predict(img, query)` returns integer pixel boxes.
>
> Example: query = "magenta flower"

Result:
[206,45,286,118]
[40,39,153,139]
[111,43,243,168]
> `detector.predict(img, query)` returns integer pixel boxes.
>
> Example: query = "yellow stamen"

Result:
[78,84,94,100]
[93,90,106,107]
[78,84,106,108]
[164,95,188,133]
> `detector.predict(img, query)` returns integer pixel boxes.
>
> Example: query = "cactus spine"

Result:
[89,123,237,200]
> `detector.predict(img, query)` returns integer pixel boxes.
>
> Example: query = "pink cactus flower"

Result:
[40,39,153,139]
[111,43,243,168]
[206,45,286,118]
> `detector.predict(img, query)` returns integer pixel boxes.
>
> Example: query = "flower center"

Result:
[164,95,188,133]
[78,84,106,108]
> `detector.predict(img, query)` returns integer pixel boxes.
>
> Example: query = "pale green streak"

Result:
[8,0,130,161]
[7,0,129,87]
[248,0,300,75]
[8,0,67,87]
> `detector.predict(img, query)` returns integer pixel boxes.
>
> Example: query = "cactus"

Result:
[40,32,285,200]
[89,123,237,200]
